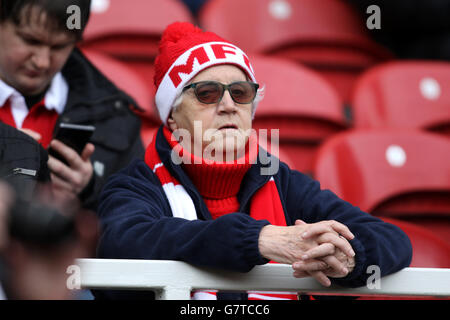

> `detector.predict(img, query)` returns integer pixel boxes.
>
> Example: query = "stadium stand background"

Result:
[78,0,450,274]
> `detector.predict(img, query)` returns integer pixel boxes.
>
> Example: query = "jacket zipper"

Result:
[2,168,37,179]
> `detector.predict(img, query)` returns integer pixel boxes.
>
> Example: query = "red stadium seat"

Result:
[81,0,194,61]
[351,61,450,135]
[81,49,161,144]
[313,129,450,244]
[382,218,450,268]
[81,0,193,115]
[357,217,450,300]
[199,0,393,102]
[405,217,450,246]
[314,129,450,214]
[251,55,347,173]
[81,49,158,121]
[123,61,157,104]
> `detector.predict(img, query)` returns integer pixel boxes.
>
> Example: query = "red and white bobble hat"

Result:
[154,22,258,124]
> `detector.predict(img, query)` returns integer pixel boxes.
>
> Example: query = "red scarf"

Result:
[145,127,297,300]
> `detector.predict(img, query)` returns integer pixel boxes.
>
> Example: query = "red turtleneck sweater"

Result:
[163,127,257,219]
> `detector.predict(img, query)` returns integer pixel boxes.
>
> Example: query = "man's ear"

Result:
[167,111,178,132]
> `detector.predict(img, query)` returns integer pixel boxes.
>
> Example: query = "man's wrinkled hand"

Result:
[291,220,356,286]
[258,219,356,287]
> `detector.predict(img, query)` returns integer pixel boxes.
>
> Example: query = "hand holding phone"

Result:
[48,123,95,166]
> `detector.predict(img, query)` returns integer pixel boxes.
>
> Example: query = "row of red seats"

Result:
[82,0,393,102]
[198,0,393,103]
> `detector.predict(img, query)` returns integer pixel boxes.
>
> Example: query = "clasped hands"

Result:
[258,220,356,287]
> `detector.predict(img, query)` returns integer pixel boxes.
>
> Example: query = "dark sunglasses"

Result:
[182,81,259,105]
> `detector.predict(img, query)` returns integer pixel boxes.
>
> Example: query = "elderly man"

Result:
[95,22,412,300]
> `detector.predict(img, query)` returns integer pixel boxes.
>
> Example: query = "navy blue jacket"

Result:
[95,127,412,298]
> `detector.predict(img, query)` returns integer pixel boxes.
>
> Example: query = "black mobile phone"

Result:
[48,123,95,165]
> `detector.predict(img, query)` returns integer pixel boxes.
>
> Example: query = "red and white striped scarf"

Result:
[145,129,298,300]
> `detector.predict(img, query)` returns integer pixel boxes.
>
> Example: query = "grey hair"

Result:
[252,84,265,119]
[172,92,184,112]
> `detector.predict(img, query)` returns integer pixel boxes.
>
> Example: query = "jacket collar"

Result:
[0,73,67,114]
[0,73,68,128]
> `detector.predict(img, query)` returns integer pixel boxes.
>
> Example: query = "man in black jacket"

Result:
[0,0,144,209]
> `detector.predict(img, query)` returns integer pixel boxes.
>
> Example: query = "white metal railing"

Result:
[74,259,450,300]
